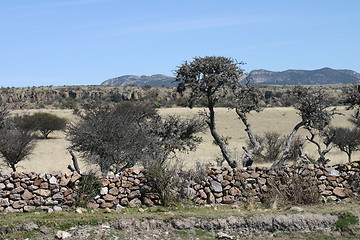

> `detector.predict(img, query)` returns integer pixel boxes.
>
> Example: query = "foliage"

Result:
[335,212,359,232]
[175,56,246,168]
[142,115,205,167]
[74,172,102,207]
[0,107,36,172]
[67,102,157,175]
[332,127,360,162]
[272,86,336,168]
[68,102,204,175]
[247,132,304,163]
[145,164,181,206]
[260,173,321,208]
[18,112,67,139]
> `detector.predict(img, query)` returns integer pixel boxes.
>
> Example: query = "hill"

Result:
[101,68,360,86]
[101,74,176,87]
[246,67,360,85]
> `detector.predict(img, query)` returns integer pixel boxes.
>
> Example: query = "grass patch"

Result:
[335,212,359,232]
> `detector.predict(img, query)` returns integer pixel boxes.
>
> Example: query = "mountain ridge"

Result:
[101,68,360,86]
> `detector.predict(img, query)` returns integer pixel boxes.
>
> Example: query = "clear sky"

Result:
[0,0,359,87]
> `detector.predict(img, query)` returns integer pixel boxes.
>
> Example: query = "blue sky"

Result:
[0,0,359,87]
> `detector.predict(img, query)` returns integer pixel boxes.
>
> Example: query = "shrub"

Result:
[260,172,321,208]
[74,172,101,208]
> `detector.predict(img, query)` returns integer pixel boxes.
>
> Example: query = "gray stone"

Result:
[39,172,46,179]
[289,206,304,212]
[49,176,58,185]
[210,180,223,193]
[120,198,129,206]
[53,192,64,201]
[6,183,14,190]
[100,187,108,195]
[326,167,340,177]
[22,222,39,231]
[129,198,142,207]
[11,187,25,194]
[56,230,71,239]
[0,198,10,207]
[0,183,6,190]
[53,206,62,212]
[128,190,141,199]
[12,200,27,209]
[23,206,36,212]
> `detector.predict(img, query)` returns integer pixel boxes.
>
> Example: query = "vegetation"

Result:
[332,127,360,162]
[17,112,67,139]
[272,86,337,168]
[67,102,204,176]
[0,106,36,172]
[175,56,246,168]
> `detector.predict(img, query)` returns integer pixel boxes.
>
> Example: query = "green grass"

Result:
[0,202,359,239]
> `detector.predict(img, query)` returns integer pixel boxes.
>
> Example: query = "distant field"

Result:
[1,106,357,173]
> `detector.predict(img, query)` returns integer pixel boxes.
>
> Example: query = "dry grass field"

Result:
[1,106,357,173]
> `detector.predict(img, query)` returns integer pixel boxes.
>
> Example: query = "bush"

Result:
[74,172,101,207]
[260,172,321,208]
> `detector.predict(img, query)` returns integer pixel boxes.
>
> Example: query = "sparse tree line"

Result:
[1,56,360,176]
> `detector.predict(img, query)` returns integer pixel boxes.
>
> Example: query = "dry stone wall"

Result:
[0,162,359,212]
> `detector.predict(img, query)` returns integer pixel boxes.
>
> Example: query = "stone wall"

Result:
[0,162,359,212]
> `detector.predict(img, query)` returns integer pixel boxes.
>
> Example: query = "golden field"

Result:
[1,106,357,173]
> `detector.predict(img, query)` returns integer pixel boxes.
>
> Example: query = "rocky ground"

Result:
[4,210,360,240]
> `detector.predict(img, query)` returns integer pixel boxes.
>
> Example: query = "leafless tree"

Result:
[271,86,336,168]
[175,56,245,168]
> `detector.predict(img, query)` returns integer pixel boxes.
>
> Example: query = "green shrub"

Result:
[335,212,359,232]
[74,173,101,207]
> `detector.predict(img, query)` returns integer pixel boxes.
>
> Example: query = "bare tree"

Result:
[271,86,335,168]
[175,56,245,168]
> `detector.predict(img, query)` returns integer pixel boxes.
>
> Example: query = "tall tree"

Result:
[231,83,262,167]
[175,56,245,168]
[271,86,335,168]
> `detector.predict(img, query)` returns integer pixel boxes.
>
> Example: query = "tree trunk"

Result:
[11,165,16,172]
[271,121,304,169]
[236,109,260,167]
[207,104,237,168]
[68,149,81,174]
[347,150,352,162]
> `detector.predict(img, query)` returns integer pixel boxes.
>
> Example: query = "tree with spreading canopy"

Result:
[175,56,259,168]
[67,102,205,176]
[18,112,67,139]
[271,86,337,168]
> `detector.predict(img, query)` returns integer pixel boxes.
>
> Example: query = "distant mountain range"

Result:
[101,68,360,87]
[101,74,176,87]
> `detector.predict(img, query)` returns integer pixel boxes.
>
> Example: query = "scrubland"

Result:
[2,106,356,173]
